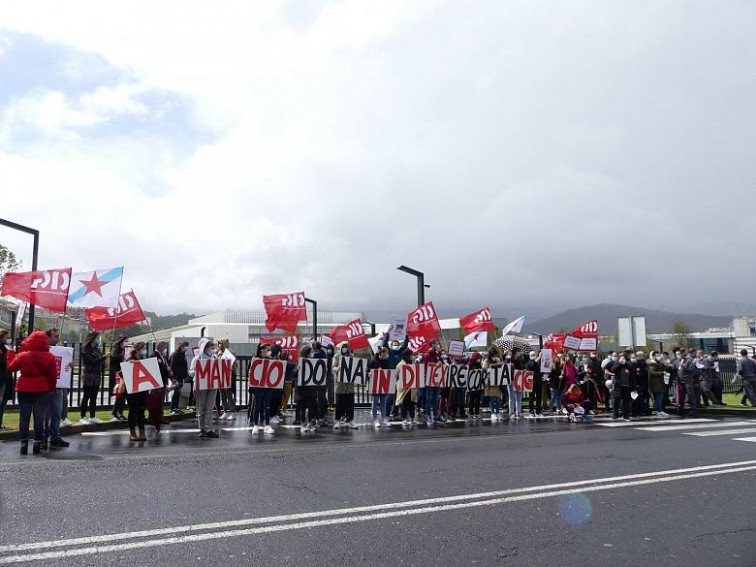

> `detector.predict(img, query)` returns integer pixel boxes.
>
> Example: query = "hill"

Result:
[526,304,733,335]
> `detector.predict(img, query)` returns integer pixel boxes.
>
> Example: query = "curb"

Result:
[667,406,756,419]
[0,411,197,442]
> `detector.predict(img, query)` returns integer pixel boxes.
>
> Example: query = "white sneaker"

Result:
[333,420,341,429]
[270,417,280,425]
[658,411,670,418]
[300,425,308,433]
[569,413,576,422]
[561,408,568,415]
[90,417,103,424]
[61,418,73,427]
[251,425,259,435]
[263,425,274,434]
[373,419,381,429]
[79,417,90,425]
[348,420,358,429]
[110,416,120,422]
[426,417,433,426]
[381,419,389,427]
[225,413,236,421]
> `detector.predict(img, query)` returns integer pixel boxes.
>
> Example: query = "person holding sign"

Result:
[216,338,237,421]
[332,341,358,429]
[0,330,15,431]
[249,344,275,435]
[108,335,128,422]
[126,343,149,442]
[8,331,58,455]
[296,345,319,433]
[190,338,220,438]
[79,332,108,425]
[368,348,391,428]
[483,347,502,421]
[395,350,417,426]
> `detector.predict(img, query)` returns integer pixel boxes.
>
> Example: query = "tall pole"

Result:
[0,218,40,331]
[305,297,317,339]
[397,265,428,308]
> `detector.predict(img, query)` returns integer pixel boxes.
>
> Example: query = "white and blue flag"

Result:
[67,266,124,309]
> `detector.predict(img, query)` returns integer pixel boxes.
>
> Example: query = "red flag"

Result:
[459,306,495,334]
[406,301,441,337]
[329,319,369,351]
[263,291,307,333]
[570,320,598,338]
[85,291,146,331]
[1,268,72,313]
[260,335,300,362]
[543,333,565,351]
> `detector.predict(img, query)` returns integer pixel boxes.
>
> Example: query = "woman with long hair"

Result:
[109,335,128,422]
[126,342,148,442]
[80,331,107,425]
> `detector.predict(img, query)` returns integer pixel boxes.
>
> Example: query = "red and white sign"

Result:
[407,301,441,337]
[263,291,307,333]
[260,335,300,362]
[248,358,286,389]
[513,369,534,392]
[193,359,233,391]
[121,358,163,394]
[459,306,495,334]
[1,268,72,313]
[424,362,448,388]
[369,369,396,395]
[330,319,369,350]
[50,346,73,389]
[298,358,328,387]
[85,290,146,331]
[398,363,423,389]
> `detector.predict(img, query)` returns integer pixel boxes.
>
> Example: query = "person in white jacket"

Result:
[190,338,219,439]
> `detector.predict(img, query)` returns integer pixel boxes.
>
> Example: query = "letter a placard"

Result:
[121,358,163,394]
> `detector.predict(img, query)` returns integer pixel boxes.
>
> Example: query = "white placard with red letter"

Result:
[50,346,73,389]
[447,340,465,359]
[248,358,286,389]
[398,363,423,389]
[424,363,448,388]
[193,359,233,391]
[487,363,511,387]
[369,369,396,395]
[121,358,164,394]
[298,358,328,387]
[447,364,468,388]
[337,357,368,385]
[513,369,534,392]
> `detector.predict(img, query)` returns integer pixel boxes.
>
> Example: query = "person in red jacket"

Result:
[8,331,57,455]
[561,383,593,422]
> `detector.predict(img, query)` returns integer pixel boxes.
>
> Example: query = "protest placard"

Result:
[369,369,396,395]
[248,358,286,389]
[487,363,511,387]
[398,363,423,389]
[337,356,368,385]
[194,359,233,391]
[298,358,328,387]
[447,340,465,359]
[49,346,73,389]
[121,358,163,394]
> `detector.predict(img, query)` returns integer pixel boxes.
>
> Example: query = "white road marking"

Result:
[0,459,754,563]
[685,428,756,437]
[733,436,756,443]
[638,421,753,432]
[597,418,714,428]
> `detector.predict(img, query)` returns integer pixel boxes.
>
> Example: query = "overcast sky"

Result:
[1,1,754,320]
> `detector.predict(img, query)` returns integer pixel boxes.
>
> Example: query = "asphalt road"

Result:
[1,412,754,567]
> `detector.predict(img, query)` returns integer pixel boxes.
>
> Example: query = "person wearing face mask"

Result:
[547,353,563,414]
[249,343,275,435]
[169,341,190,415]
[423,341,445,425]
[647,351,669,418]
[124,342,150,441]
[0,330,15,431]
[699,350,720,407]
[215,338,238,421]
[677,348,700,416]
[147,341,172,435]
[382,328,409,421]
[368,347,392,428]
[610,354,632,420]
[189,338,220,439]
[507,349,526,419]
[736,349,756,407]
[631,352,649,417]
[395,349,418,426]
[332,341,359,429]
[108,335,128,422]
[79,331,108,426]
[601,352,617,414]
[526,351,543,417]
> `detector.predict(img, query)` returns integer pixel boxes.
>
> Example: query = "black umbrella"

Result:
[493,335,534,353]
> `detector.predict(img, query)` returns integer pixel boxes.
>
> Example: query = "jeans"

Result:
[335,393,355,421]
[296,387,318,423]
[424,387,440,420]
[18,391,47,442]
[194,388,217,431]
[549,387,564,411]
[251,388,273,426]
[528,381,545,413]
[385,393,397,417]
[613,386,631,419]
[417,388,425,411]
[126,391,147,431]
[742,378,756,407]
[58,388,69,419]
[43,390,63,440]
[219,387,235,413]
[327,373,335,406]
[372,394,389,420]
[489,396,502,414]
[653,391,664,413]
[507,384,523,415]
[700,379,718,405]
[468,390,483,416]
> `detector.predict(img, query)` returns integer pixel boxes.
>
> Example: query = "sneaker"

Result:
[197,431,207,438]
[433,417,445,425]
[170,409,181,416]
[348,420,358,429]
[658,411,670,418]
[374,419,381,429]
[118,415,128,422]
[90,417,103,424]
[310,420,319,430]
[60,418,73,427]
[79,417,90,425]
[270,417,280,425]
[426,417,433,426]
[251,425,259,435]
[225,413,236,421]
[110,416,121,422]
[264,425,274,434]
[205,430,220,438]
[333,420,341,429]
[569,413,576,422]
[300,425,309,433]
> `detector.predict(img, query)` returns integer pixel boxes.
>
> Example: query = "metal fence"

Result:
[1,346,747,412]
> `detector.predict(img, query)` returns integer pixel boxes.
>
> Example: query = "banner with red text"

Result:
[1,268,71,312]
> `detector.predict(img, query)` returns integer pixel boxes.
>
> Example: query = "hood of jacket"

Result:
[21,330,50,353]
[197,338,213,359]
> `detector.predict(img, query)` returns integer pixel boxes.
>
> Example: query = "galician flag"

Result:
[67,267,124,309]
[500,315,526,336]
[464,330,488,349]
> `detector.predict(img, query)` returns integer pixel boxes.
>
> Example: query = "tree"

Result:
[669,320,693,349]
[0,244,22,288]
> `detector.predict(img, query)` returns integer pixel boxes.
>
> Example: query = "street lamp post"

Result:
[0,218,39,332]
[305,297,317,339]
[397,265,430,308]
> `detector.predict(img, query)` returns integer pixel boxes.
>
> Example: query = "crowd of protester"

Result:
[2,325,755,454]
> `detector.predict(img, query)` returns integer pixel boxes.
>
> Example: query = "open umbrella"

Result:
[493,335,534,353]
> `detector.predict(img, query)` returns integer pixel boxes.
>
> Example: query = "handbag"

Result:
[113,371,126,397]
